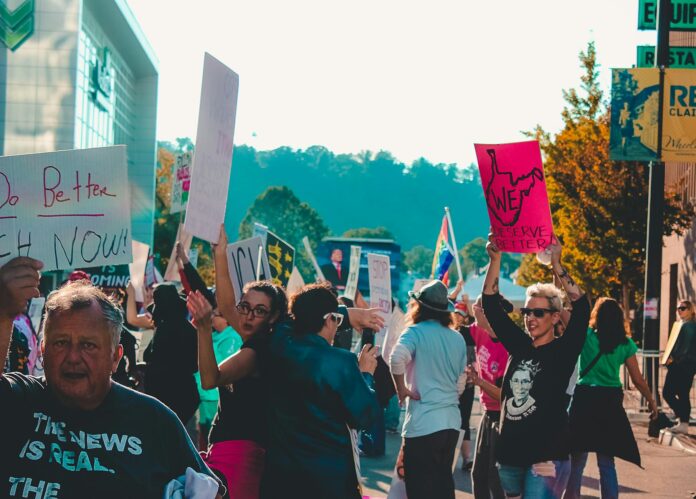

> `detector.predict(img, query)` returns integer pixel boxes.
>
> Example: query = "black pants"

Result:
[663,362,696,421]
[459,386,475,440]
[403,429,459,499]
[472,411,505,499]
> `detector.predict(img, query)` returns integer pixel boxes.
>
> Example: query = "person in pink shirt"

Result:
[467,294,511,499]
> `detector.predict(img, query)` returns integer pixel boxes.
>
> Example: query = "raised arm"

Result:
[467,365,501,402]
[177,241,216,308]
[448,279,464,301]
[548,243,583,301]
[0,258,42,373]
[125,282,154,329]
[212,225,244,332]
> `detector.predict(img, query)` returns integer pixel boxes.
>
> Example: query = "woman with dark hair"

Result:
[564,298,658,499]
[662,299,696,435]
[143,282,199,424]
[187,226,288,499]
[389,280,467,499]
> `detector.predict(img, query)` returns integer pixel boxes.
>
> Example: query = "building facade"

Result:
[0,0,158,246]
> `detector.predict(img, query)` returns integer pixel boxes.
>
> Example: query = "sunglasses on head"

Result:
[677,306,689,312]
[520,307,556,318]
[323,312,344,327]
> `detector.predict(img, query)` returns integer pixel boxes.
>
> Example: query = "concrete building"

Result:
[0,0,158,246]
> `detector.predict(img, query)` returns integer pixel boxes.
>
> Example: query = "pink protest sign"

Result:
[474,141,554,253]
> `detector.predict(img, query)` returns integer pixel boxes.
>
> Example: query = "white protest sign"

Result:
[170,151,193,214]
[227,237,271,304]
[27,297,45,332]
[0,146,132,271]
[184,53,239,243]
[286,266,305,295]
[188,248,199,268]
[412,278,431,292]
[368,253,392,344]
[129,240,150,302]
[343,245,361,300]
[302,236,325,282]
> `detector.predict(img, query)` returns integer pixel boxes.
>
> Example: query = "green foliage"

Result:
[239,186,330,279]
[518,42,693,305]
[403,245,435,277]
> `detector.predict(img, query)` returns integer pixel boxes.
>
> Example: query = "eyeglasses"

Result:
[520,308,556,318]
[323,312,344,327]
[236,302,270,319]
[677,306,689,312]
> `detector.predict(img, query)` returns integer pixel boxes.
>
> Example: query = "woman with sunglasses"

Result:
[564,297,658,499]
[482,238,589,499]
[186,226,288,499]
[662,299,696,434]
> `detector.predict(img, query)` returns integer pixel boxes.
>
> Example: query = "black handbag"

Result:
[648,412,674,438]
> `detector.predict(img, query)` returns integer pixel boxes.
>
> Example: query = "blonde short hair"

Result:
[525,283,563,312]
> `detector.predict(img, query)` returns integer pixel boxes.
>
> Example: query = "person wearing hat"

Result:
[143,282,199,425]
[389,279,468,499]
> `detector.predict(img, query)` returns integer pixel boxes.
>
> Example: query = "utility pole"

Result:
[642,0,671,403]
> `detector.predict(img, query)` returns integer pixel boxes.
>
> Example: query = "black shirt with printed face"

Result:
[482,293,590,467]
[0,374,222,499]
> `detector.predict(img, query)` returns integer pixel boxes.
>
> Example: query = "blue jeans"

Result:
[564,452,618,499]
[498,460,570,498]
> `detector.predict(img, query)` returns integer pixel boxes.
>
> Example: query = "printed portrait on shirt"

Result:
[506,360,540,420]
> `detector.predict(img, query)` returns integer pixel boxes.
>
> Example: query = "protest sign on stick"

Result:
[0,146,132,271]
[343,245,362,300]
[184,53,239,243]
[474,141,554,253]
[170,151,193,214]
[368,253,392,344]
[226,237,271,304]
[129,240,150,302]
[286,266,305,295]
[302,236,326,282]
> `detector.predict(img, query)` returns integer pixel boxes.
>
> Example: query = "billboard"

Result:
[662,68,696,161]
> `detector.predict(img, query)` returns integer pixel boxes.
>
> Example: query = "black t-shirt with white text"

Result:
[0,373,221,499]
[482,293,590,466]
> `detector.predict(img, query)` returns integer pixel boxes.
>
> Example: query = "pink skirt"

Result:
[202,440,266,499]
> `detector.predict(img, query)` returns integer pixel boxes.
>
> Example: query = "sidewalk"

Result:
[360,412,696,498]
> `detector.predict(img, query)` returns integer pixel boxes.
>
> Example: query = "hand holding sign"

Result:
[0,257,43,320]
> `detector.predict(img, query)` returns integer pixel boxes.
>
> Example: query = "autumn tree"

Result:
[517,42,692,312]
[239,186,330,278]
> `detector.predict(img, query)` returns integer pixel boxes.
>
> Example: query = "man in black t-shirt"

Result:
[0,257,223,499]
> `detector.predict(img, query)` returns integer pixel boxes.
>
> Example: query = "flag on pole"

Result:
[431,215,455,285]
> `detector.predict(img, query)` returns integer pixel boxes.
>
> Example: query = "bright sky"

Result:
[126,0,655,168]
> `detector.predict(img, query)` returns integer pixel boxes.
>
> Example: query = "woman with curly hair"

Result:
[482,238,590,499]
[564,297,658,499]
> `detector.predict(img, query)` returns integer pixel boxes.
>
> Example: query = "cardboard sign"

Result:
[343,245,362,300]
[226,237,271,304]
[286,266,305,295]
[129,240,150,302]
[475,141,554,253]
[661,321,683,365]
[368,253,392,329]
[0,146,132,271]
[662,68,696,161]
[302,236,326,282]
[184,53,239,243]
[266,230,295,287]
[170,151,193,214]
[609,68,660,161]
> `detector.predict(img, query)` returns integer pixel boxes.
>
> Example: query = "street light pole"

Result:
[642,0,671,403]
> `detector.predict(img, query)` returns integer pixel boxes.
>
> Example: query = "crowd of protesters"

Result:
[1,224,695,499]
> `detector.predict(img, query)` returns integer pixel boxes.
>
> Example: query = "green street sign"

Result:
[637,45,696,67]
[639,0,696,30]
[0,0,34,51]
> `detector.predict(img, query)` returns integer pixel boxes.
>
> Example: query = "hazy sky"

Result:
[126,0,655,167]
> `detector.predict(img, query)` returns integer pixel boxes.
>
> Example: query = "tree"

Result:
[342,227,395,239]
[517,42,693,312]
[459,237,488,276]
[403,246,435,277]
[239,186,330,278]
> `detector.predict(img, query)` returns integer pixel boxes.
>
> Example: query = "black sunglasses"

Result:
[677,306,688,312]
[520,307,556,318]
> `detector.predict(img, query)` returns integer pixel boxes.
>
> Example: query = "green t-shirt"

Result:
[577,327,637,388]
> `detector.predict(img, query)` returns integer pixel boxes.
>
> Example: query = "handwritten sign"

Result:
[170,151,193,214]
[474,141,554,253]
[368,253,392,336]
[184,53,239,243]
[226,237,271,304]
[344,245,362,300]
[0,146,132,271]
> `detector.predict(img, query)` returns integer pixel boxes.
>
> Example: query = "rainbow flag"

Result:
[431,215,454,285]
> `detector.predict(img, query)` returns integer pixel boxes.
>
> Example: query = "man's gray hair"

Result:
[525,282,563,312]
[43,281,123,350]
